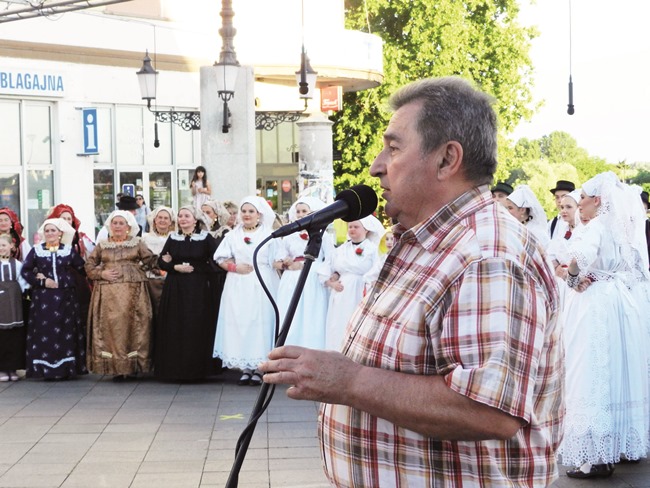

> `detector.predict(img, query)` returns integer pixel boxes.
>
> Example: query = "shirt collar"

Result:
[392,185,493,250]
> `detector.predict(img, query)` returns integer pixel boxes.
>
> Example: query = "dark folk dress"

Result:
[21,244,88,379]
[0,258,26,371]
[155,231,219,380]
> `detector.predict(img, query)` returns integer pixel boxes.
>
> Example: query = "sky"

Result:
[513,0,650,164]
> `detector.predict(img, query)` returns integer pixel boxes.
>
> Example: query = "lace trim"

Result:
[169,230,209,242]
[34,244,72,258]
[99,237,140,249]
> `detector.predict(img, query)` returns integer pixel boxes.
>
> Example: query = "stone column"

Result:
[200,64,256,204]
[296,112,335,204]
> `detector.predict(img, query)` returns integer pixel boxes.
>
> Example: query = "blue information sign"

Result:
[122,184,135,197]
[81,107,98,155]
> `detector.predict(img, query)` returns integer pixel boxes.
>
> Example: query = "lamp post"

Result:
[213,0,239,133]
[136,50,201,142]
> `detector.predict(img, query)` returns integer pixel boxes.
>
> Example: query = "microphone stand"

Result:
[225,227,325,488]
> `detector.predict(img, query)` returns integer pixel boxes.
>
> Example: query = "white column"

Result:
[297,112,334,204]
[200,64,256,204]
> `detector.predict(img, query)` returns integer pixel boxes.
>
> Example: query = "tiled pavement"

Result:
[1,370,649,487]
[0,370,328,488]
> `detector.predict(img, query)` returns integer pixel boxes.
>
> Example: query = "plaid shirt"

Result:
[319,187,564,487]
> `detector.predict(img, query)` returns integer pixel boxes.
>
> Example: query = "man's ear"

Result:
[437,141,463,179]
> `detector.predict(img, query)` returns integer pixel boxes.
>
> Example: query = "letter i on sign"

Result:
[85,112,96,150]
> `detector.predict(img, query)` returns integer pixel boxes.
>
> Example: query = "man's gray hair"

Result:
[388,77,498,185]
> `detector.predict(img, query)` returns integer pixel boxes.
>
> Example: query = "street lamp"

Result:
[214,0,240,133]
[295,47,318,103]
[136,50,201,148]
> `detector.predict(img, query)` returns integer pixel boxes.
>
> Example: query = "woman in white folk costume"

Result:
[275,197,334,350]
[505,184,551,248]
[212,196,278,386]
[141,206,176,315]
[558,171,650,478]
[322,215,383,350]
[547,189,582,308]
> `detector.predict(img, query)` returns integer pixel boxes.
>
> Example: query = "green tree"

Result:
[334,0,537,218]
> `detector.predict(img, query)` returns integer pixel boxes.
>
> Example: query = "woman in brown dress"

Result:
[85,210,157,381]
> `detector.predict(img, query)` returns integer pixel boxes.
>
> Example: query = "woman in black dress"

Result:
[21,218,88,380]
[155,205,219,381]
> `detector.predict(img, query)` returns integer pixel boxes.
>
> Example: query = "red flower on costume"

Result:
[564,230,572,240]
[244,237,252,245]
[355,247,363,256]
[299,232,308,240]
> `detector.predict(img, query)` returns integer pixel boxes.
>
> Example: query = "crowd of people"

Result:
[490,174,650,479]
[2,76,650,485]
[0,174,391,387]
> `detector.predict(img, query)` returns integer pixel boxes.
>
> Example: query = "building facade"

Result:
[0,0,382,240]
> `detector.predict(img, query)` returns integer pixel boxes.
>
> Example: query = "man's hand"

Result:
[259,346,360,404]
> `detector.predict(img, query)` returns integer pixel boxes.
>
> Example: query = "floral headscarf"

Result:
[0,207,25,260]
[47,204,81,230]
[177,205,210,233]
[148,206,176,235]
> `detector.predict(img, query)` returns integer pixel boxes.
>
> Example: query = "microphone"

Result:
[271,184,378,239]
[567,75,575,115]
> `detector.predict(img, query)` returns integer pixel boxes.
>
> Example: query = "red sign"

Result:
[321,86,342,112]
[281,179,292,193]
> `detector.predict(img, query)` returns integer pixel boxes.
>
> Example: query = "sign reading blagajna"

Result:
[0,69,65,97]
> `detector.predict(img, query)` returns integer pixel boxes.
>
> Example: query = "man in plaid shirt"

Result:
[261,77,564,487]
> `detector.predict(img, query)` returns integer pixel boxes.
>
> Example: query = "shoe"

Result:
[249,372,263,386]
[566,463,614,479]
[112,375,127,382]
[9,372,19,381]
[237,373,251,386]
[618,456,641,464]
[0,373,9,382]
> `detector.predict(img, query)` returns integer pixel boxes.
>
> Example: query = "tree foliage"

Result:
[507,131,617,217]
[333,0,537,218]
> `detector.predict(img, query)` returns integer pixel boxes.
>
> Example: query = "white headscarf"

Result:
[507,185,549,247]
[562,188,583,228]
[288,196,327,222]
[104,210,140,238]
[358,215,385,245]
[581,171,650,280]
[177,205,210,233]
[148,206,176,234]
[239,196,276,232]
[38,218,76,246]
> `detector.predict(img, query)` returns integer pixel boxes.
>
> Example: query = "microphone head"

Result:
[335,184,378,222]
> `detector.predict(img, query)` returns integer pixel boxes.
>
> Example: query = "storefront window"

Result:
[0,173,20,217]
[93,169,114,235]
[26,169,53,245]
[149,172,172,208]
[0,101,21,166]
[177,169,192,207]
[23,105,52,165]
[115,106,144,165]
[256,121,299,164]
[119,172,144,197]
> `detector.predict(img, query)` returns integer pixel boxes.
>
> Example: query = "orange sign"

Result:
[321,86,342,112]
